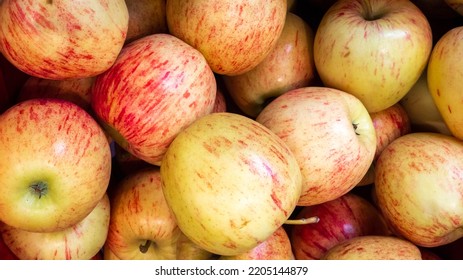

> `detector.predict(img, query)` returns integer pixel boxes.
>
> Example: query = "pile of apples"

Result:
[1,0,463,260]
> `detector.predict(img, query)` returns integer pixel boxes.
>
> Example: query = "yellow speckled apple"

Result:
[0,0,129,80]
[0,98,112,233]
[427,26,463,140]
[0,194,110,260]
[256,87,376,206]
[160,112,302,256]
[314,0,433,113]
[375,132,463,247]
[166,0,287,76]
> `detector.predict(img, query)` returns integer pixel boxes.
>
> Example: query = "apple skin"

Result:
[166,0,287,76]
[125,0,167,43]
[290,193,391,260]
[427,27,463,140]
[176,231,217,260]
[0,98,112,233]
[375,132,463,247]
[0,0,129,80]
[0,194,110,260]
[91,33,216,166]
[400,70,452,136]
[222,12,317,118]
[17,76,95,113]
[105,167,180,260]
[256,86,376,206]
[220,227,294,260]
[314,0,433,113]
[357,103,411,186]
[160,112,302,256]
[322,235,422,260]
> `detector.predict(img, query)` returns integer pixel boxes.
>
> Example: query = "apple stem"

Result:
[284,216,319,225]
[139,240,152,254]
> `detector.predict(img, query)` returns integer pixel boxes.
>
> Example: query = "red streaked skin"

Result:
[91,33,217,166]
[220,226,294,260]
[290,193,391,260]
[375,132,463,247]
[256,86,377,206]
[105,167,180,260]
[0,0,129,79]
[0,194,110,260]
[0,98,112,233]
[166,0,287,76]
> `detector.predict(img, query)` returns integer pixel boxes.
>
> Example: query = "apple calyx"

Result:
[353,122,360,135]
[30,181,48,199]
[284,216,319,225]
[139,240,152,254]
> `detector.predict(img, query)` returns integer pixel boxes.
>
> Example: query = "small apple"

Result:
[0,0,129,79]
[400,70,452,135]
[256,86,376,206]
[91,33,216,166]
[220,226,294,260]
[0,194,110,260]
[160,112,302,256]
[314,0,433,113]
[222,12,317,117]
[166,0,287,76]
[0,98,112,232]
[17,76,96,113]
[357,103,411,186]
[290,193,391,260]
[375,132,463,247]
[322,235,422,260]
[105,167,180,260]
[125,0,167,43]
[427,26,463,140]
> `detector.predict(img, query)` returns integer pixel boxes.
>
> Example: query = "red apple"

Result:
[256,86,377,206]
[0,98,112,233]
[0,0,129,80]
[166,0,287,76]
[91,33,217,166]
[222,12,317,117]
[290,193,391,260]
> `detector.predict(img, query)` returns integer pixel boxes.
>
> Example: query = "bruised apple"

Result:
[160,112,302,256]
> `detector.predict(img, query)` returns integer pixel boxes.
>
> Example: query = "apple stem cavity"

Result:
[30,181,48,199]
[139,240,152,254]
[284,216,320,225]
[361,0,382,21]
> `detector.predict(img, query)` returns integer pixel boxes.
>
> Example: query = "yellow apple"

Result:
[314,0,433,113]
[160,112,302,256]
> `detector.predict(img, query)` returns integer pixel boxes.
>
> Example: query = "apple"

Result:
[105,167,181,260]
[17,76,96,113]
[375,132,463,247]
[212,87,227,113]
[220,226,294,260]
[427,26,463,140]
[125,0,167,43]
[256,86,376,206]
[0,98,112,232]
[313,0,433,113]
[0,234,18,260]
[160,112,302,256]
[222,12,317,117]
[0,0,129,80]
[357,103,411,186]
[166,0,287,76]
[400,70,452,136]
[322,235,422,260]
[445,0,463,15]
[290,193,391,260]
[91,33,216,166]
[0,194,110,260]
